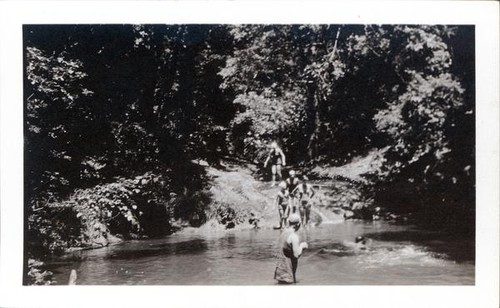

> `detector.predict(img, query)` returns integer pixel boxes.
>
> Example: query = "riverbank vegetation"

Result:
[24,24,474,284]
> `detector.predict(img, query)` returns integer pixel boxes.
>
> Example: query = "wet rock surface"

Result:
[203,159,386,230]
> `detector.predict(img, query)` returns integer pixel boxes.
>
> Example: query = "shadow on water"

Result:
[105,233,276,262]
[107,239,209,260]
[363,230,475,263]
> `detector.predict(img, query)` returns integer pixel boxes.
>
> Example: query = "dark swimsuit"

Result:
[269,149,282,165]
[286,178,299,195]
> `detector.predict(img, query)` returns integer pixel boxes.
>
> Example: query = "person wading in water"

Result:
[274,214,308,284]
[293,175,315,226]
[263,142,286,186]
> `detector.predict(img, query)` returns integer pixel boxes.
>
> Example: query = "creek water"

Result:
[47,220,474,285]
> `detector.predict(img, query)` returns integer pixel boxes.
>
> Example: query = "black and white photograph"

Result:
[0,1,498,308]
[22,23,477,286]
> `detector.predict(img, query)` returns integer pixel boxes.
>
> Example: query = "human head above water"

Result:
[355,236,366,244]
[289,170,296,177]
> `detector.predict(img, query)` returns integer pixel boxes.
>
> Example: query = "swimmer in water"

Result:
[355,236,367,245]
[321,236,370,254]
[346,236,369,251]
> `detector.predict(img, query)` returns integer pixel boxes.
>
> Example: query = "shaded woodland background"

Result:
[24,24,474,283]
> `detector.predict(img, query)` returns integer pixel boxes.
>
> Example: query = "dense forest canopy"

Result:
[24,24,474,278]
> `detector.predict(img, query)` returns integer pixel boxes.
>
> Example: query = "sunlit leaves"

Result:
[355,25,470,200]
[220,25,347,161]
[26,47,91,110]
[27,259,53,285]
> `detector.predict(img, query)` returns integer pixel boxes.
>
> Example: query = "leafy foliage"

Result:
[345,25,474,228]
[219,24,474,229]
[365,26,465,176]
[27,259,54,285]
[25,46,95,199]
[220,25,310,163]
[27,169,210,259]
[220,25,354,164]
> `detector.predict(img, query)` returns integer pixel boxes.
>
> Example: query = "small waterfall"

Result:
[311,206,343,224]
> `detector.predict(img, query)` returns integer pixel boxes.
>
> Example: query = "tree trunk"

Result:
[307,26,342,161]
[307,91,322,160]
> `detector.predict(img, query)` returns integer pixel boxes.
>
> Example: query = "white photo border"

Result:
[1,1,498,308]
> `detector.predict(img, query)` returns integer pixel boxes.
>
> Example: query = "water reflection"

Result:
[108,239,209,260]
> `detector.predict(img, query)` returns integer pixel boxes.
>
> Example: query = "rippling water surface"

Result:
[48,221,474,285]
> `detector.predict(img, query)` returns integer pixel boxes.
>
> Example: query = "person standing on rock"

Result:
[274,214,308,284]
[274,181,290,229]
[263,141,286,186]
[293,176,315,225]
[285,170,300,214]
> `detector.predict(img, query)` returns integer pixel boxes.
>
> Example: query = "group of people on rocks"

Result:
[273,171,316,229]
[264,142,315,228]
